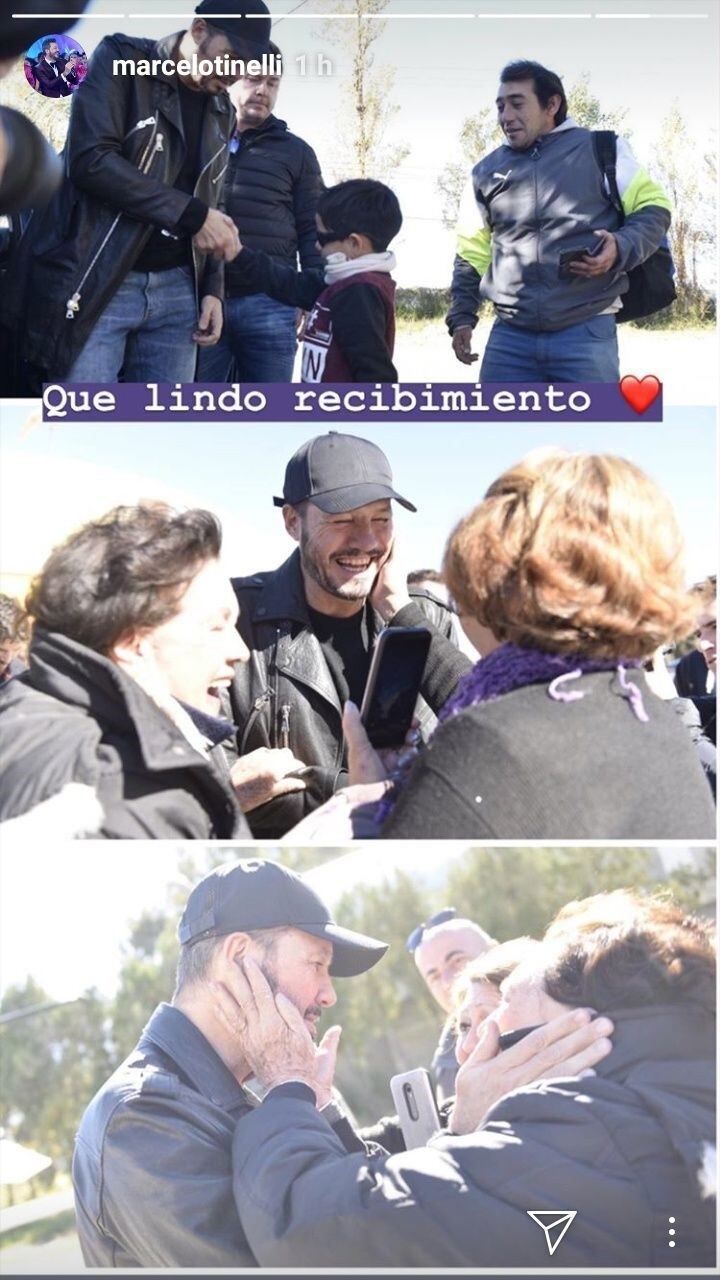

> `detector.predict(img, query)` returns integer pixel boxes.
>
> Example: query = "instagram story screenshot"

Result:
[0,1,717,1277]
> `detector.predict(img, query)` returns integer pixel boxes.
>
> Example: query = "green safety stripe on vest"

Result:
[621,166,672,216]
[457,226,492,277]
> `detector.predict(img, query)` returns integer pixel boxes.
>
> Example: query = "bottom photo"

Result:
[0,843,716,1273]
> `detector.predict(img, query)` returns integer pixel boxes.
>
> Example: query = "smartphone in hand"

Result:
[360,627,432,749]
[390,1068,441,1148]
[558,239,604,279]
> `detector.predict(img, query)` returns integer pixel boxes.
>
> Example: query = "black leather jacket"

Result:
[2,32,233,382]
[0,630,248,839]
[73,1003,369,1267]
[230,549,470,838]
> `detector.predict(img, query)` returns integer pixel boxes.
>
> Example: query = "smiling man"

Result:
[230,432,469,838]
[72,858,388,1267]
[2,0,271,390]
[0,502,302,839]
[447,59,672,381]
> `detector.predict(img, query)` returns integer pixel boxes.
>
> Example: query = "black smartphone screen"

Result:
[360,627,432,749]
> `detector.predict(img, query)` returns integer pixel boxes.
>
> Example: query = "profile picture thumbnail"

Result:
[23,34,87,98]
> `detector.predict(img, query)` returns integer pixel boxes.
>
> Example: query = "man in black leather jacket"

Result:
[1,0,271,391]
[199,40,324,381]
[230,432,471,839]
[72,858,388,1267]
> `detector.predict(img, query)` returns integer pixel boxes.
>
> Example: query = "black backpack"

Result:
[592,130,676,323]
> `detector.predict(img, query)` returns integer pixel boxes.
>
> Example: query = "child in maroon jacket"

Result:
[232,179,402,382]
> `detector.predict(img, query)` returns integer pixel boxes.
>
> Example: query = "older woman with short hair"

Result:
[230,887,716,1268]
[371,451,716,839]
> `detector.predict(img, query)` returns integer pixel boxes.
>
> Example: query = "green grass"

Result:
[0,1209,77,1250]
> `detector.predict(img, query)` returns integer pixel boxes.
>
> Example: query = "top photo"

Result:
[0,0,717,399]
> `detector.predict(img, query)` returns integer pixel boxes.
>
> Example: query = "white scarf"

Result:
[323,250,396,285]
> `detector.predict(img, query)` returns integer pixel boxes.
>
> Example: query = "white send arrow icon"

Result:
[526,1209,578,1256]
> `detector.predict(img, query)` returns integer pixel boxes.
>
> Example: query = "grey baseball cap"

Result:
[273,432,417,514]
[178,859,389,978]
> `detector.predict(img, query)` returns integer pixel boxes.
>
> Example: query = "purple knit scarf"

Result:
[370,642,648,829]
[438,642,649,724]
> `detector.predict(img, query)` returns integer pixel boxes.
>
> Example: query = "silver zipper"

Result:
[65,118,162,320]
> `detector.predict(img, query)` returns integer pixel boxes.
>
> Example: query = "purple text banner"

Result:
[41,380,663,423]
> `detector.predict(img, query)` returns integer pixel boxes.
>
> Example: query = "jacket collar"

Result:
[234,112,287,142]
[254,548,311,625]
[594,1003,714,1084]
[140,1004,251,1112]
[27,629,217,777]
[247,549,386,715]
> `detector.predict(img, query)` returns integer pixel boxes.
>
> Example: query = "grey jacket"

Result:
[230,549,470,838]
[232,1005,716,1268]
[447,120,672,333]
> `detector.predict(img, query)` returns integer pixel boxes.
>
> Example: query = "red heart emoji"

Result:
[619,374,662,414]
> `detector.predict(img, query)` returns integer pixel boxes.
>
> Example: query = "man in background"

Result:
[199,41,324,382]
[408,909,496,1101]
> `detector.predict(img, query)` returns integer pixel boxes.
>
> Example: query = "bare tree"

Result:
[652,103,716,300]
[316,0,409,183]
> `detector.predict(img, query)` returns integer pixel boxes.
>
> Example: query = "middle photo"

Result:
[0,411,716,843]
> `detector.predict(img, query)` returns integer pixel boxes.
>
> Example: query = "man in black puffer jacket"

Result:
[199,41,324,383]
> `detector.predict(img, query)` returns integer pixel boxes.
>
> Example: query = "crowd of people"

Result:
[0,430,715,840]
[1,0,674,390]
[70,857,716,1268]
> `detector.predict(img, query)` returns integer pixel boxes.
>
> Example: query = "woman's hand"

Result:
[343,701,389,784]
[211,956,341,1107]
[448,1008,614,1135]
[370,535,411,622]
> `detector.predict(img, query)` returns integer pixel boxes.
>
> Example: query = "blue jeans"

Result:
[67,266,198,382]
[480,314,620,382]
[197,293,297,382]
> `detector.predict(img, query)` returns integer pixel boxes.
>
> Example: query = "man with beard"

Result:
[32,37,73,97]
[73,857,388,1267]
[230,432,471,838]
[2,0,271,390]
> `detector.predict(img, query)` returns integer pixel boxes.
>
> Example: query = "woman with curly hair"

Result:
[339,449,716,839]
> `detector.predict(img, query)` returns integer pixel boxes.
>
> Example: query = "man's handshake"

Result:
[193,207,242,262]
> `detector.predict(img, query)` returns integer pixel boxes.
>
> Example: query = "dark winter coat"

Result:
[0,630,247,839]
[223,113,323,296]
[73,1003,367,1267]
[231,1004,716,1268]
[229,549,470,838]
[381,670,716,839]
[1,32,232,383]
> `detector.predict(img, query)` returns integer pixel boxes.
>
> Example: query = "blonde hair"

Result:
[443,451,697,661]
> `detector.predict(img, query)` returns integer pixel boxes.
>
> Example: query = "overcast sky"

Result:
[2,405,716,588]
[10,0,717,285]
